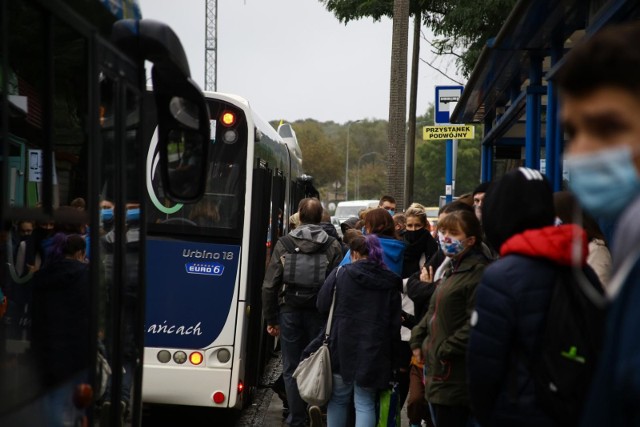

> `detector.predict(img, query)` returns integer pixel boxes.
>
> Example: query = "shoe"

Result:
[308,405,323,427]
[99,401,127,427]
[99,401,111,427]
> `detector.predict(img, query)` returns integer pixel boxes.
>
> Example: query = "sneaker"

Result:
[99,401,111,427]
[99,401,127,427]
[308,405,323,427]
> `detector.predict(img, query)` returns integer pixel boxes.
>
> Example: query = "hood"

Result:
[378,237,406,276]
[34,259,89,290]
[288,224,331,252]
[320,222,340,240]
[344,259,402,291]
[500,224,588,266]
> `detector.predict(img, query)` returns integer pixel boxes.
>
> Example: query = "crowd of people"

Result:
[1,198,141,425]
[262,22,640,427]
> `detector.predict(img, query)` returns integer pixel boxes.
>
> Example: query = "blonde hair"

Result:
[404,202,427,226]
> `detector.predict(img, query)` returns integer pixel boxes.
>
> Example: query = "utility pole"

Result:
[387,0,410,210]
[405,10,421,207]
[345,120,361,201]
[205,0,218,91]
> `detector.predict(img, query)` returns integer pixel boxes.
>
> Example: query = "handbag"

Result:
[376,382,402,427]
[292,273,339,407]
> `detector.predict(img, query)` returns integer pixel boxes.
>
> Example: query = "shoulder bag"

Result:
[292,268,339,406]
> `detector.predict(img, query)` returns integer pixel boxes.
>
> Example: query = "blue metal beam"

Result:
[481,116,494,182]
[525,56,543,169]
[545,41,563,190]
[481,90,526,146]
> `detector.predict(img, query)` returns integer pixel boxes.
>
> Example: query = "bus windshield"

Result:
[146,99,247,237]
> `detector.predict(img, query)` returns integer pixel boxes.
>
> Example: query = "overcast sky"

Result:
[137,0,463,124]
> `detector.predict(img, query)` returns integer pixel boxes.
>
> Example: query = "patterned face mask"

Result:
[438,231,468,257]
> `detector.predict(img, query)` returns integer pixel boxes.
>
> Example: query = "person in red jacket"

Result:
[468,168,603,427]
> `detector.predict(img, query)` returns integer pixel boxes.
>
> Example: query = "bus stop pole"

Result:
[445,139,453,204]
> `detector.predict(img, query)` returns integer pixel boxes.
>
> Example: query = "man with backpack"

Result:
[467,168,605,427]
[262,197,343,427]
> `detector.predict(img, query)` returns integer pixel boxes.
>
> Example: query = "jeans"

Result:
[280,310,325,427]
[327,374,377,427]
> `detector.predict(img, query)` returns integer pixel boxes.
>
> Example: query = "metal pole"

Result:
[346,125,350,201]
[445,140,453,203]
[345,120,361,201]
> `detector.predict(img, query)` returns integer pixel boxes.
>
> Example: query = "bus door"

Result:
[94,38,146,426]
[0,2,143,425]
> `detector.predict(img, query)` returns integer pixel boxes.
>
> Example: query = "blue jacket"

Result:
[315,260,402,390]
[340,235,406,276]
[582,194,640,426]
[469,225,600,427]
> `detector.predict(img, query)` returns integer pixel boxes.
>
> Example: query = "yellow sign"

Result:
[423,125,475,140]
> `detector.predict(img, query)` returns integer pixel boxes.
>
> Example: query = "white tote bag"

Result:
[293,276,338,406]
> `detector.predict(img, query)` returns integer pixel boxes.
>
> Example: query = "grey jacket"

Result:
[262,224,343,324]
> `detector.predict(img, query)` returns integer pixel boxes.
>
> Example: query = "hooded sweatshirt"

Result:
[262,224,343,324]
[339,235,406,276]
[468,224,602,427]
[315,259,402,389]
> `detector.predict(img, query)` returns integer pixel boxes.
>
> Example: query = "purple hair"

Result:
[46,232,86,266]
[349,233,386,268]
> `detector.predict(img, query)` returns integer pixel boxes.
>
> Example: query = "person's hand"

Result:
[266,325,280,337]
[412,347,424,363]
[420,265,434,283]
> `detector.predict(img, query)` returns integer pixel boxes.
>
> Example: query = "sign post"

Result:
[435,87,463,204]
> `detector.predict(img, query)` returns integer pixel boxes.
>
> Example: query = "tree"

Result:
[412,106,481,205]
[319,0,516,77]
[290,120,344,188]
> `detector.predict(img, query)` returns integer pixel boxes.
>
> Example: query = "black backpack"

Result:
[278,235,336,309]
[530,266,606,425]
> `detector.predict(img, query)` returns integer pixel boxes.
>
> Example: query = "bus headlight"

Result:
[217,348,231,363]
[173,351,187,364]
[157,350,171,363]
[222,129,238,144]
[189,351,203,365]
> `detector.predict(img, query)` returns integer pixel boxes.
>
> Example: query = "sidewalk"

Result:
[264,387,411,426]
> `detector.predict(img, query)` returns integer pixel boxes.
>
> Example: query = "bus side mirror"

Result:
[111,19,210,203]
[153,75,209,203]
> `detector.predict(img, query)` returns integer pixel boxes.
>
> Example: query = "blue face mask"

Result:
[565,146,640,220]
[388,209,395,216]
[126,208,140,223]
[438,231,467,258]
[100,208,113,222]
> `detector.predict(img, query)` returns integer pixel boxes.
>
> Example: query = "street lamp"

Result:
[345,120,361,201]
[356,152,380,199]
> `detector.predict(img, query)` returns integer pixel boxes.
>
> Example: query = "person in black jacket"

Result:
[31,233,89,386]
[468,168,603,427]
[315,234,402,427]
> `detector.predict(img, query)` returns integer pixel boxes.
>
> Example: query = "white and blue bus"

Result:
[142,91,317,409]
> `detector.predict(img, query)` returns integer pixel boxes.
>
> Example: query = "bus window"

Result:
[146,101,248,237]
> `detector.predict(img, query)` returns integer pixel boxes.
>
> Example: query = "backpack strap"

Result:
[280,235,336,255]
[279,235,297,254]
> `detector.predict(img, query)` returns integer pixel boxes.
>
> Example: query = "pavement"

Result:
[263,375,412,427]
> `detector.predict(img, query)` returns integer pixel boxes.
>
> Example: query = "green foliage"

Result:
[271,109,481,207]
[272,119,390,203]
[319,0,517,77]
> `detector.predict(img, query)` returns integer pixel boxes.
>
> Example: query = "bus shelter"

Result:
[450,0,640,190]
